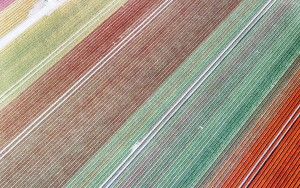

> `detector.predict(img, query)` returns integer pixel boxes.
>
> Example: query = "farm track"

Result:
[200,57,300,187]
[0,0,241,186]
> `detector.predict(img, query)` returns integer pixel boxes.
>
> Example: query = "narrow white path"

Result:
[240,105,300,188]
[0,0,174,162]
[99,0,277,187]
[0,0,120,105]
[0,0,67,50]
